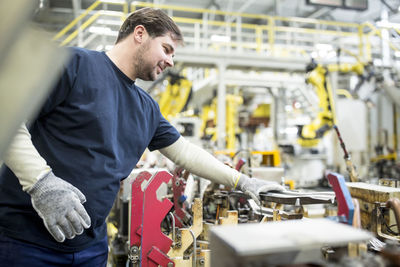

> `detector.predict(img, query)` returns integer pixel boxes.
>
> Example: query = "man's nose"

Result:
[165,55,174,68]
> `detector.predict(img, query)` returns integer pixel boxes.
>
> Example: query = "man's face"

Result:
[134,34,177,81]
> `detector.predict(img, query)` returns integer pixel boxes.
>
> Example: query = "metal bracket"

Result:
[172,168,191,227]
[129,171,175,267]
[168,198,203,266]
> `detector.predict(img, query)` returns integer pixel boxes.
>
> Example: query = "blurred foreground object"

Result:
[0,0,68,159]
[210,218,372,266]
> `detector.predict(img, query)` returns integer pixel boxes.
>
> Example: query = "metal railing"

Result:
[52,0,400,64]
[53,0,127,47]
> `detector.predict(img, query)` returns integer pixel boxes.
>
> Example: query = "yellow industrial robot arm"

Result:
[297,61,337,147]
[297,55,367,148]
[158,71,192,120]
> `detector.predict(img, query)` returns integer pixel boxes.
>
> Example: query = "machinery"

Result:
[200,94,243,150]
[297,55,371,148]
[346,182,400,242]
[333,125,359,183]
[159,73,192,120]
[150,70,193,120]
[105,139,400,267]
[297,59,338,147]
[108,165,396,267]
[210,219,372,267]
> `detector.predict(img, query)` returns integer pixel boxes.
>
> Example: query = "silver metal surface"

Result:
[210,218,373,266]
[260,190,336,205]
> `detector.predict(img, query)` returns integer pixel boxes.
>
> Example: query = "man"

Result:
[0,7,284,266]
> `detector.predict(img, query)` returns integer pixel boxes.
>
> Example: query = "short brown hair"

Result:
[116,7,183,44]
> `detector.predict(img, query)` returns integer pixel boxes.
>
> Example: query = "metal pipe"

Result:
[217,62,226,149]
[386,198,400,234]
[169,212,176,246]
[189,229,197,267]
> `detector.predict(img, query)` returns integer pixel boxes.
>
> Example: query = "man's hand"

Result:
[236,174,285,205]
[27,172,91,242]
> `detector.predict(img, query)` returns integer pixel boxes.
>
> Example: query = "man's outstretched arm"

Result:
[159,136,285,205]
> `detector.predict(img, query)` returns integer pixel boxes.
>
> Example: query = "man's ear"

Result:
[133,25,147,44]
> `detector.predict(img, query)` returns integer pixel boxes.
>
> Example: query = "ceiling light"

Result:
[102,0,125,4]
[315,43,333,51]
[376,21,400,28]
[311,51,318,58]
[210,34,231,43]
[88,26,112,34]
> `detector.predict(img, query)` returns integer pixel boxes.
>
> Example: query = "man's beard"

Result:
[134,41,158,81]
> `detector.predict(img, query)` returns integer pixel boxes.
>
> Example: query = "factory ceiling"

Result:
[33,0,400,33]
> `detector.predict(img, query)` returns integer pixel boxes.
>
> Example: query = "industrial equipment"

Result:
[297,55,372,148]
[200,94,243,150]
[346,182,400,242]
[210,219,372,266]
[154,70,193,120]
[297,59,337,147]
[105,160,400,267]
[333,125,359,182]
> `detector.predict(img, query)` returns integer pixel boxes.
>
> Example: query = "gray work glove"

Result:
[27,172,91,242]
[237,174,285,206]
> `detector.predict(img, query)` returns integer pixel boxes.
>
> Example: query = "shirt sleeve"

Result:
[36,48,78,119]
[148,114,180,151]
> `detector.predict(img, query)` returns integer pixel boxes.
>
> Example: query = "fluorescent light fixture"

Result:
[88,26,112,34]
[294,102,302,109]
[395,51,400,57]
[285,127,298,135]
[97,19,123,26]
[102,0,125,4]
[311,51,318,58]
[376,21,400,28]
[315,43,333,51]
[210,34,231,43]
[285,105,293,112]
[327,50,337,59]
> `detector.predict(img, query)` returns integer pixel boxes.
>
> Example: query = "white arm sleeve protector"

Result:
[3,123,51,191]
[159,136,239,187]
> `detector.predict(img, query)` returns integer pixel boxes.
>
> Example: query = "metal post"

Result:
[72,0,82,47]
[217,62,226,149]
[380,8,391,67]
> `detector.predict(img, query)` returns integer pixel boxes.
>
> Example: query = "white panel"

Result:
[336,99,367,152]
[210,218,372,266]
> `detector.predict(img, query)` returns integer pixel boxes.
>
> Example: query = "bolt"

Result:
[167,262,174,267]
